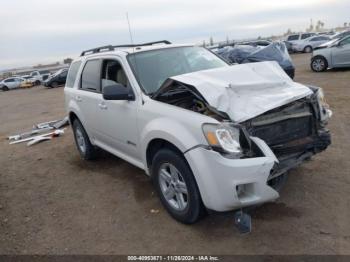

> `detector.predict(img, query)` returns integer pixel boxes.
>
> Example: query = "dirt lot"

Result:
[0,53,349,255]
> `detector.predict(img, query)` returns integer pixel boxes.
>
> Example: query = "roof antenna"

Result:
[126,12,144,104]
[126,12,135,47]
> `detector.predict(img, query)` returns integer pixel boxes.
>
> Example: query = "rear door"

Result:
[71,59,102,139]
[332,37,350,66]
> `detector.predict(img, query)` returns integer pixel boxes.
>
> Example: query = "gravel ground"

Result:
[0,53,349,255]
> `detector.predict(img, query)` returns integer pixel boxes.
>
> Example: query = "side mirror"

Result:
[102,84,134,101]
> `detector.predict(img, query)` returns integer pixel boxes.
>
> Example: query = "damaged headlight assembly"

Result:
[202,123,243,158]
[316,88,332,121]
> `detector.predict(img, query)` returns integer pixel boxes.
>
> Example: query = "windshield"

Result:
[127,46,228,94]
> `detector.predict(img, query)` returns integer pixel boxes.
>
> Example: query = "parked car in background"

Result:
[311,36,350,72]
[30,71,43,85]
[331,30,350,40]
[216,41,295,78]
[30,70,50,85]
[22,75,37,85]
[44,69,68,88]
[0,77,25,91]
[292,35,331,53]
[239,40,272,46]
[286,33,316,44]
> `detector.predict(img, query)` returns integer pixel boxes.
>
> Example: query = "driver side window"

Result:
[101,60,129,90]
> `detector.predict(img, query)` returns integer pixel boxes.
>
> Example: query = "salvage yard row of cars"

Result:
[211,30,350,76]
[64,41,332,228]
[286,29,350,53]
[0,68,68,91]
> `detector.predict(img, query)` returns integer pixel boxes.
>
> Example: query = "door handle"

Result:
[98,102,108,110]
[75,96,82,102]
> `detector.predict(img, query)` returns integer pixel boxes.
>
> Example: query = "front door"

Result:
[94,58,140,161]
[332,37,350,67]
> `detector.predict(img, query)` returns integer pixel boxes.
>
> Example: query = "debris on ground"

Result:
[7,116,69,146]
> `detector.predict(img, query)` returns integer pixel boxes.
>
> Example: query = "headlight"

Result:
[202,123,242,156]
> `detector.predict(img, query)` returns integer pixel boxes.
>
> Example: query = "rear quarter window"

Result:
[66,61,82,87]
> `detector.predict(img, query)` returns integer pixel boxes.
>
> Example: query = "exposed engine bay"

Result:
[153,80,331,179]
[152,81,229,121]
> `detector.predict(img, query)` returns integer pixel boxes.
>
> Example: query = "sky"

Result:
[0,0,349,70]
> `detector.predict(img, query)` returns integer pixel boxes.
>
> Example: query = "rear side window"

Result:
[66,61,81,87]
[310,37,321,41]
[301,33,312,39]
[81,60,101,92]
[287,35,299,41]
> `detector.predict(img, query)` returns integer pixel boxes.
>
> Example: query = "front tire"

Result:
[151,148,205,224]
[311,56,328,72]
[2,86,9,91]
[72,119,97,160]
[35,80,41,86]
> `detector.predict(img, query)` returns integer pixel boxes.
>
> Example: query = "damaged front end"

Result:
[242,87,331,180]
[152,72,331,182]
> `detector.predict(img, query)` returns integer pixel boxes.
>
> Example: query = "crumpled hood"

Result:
[170,61,312,122]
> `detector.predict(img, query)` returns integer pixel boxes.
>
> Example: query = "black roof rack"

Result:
[80,40,171,56]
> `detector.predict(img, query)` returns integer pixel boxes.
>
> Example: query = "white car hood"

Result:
[171,61,312,122]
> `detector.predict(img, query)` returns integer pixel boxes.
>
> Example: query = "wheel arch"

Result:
[146,138,184,171]
[140,118,206,174]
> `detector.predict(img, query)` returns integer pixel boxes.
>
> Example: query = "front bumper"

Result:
[184,137,279,212]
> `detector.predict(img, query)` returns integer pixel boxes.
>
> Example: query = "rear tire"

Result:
[151,148,206,224]
[72,119,97,160]
[35,80,41,86]
[51,82,58,88]
[311,56,328,72]
[304,46,312,53]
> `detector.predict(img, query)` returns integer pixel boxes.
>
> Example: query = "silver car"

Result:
[311,36,350,72]
[292,35,331,53]
[0,77,25,91]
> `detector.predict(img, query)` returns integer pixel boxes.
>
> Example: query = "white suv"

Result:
[65,41,331,224]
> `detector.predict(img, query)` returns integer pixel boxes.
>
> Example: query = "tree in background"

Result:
[209,36,214,46]
[315,20,325,31]
[64,58,73,64]
[306,19,314,32]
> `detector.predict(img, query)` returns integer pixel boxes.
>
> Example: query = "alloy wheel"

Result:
[312,58,325,72]
[75,127,86,154]
[158,162,189,211]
